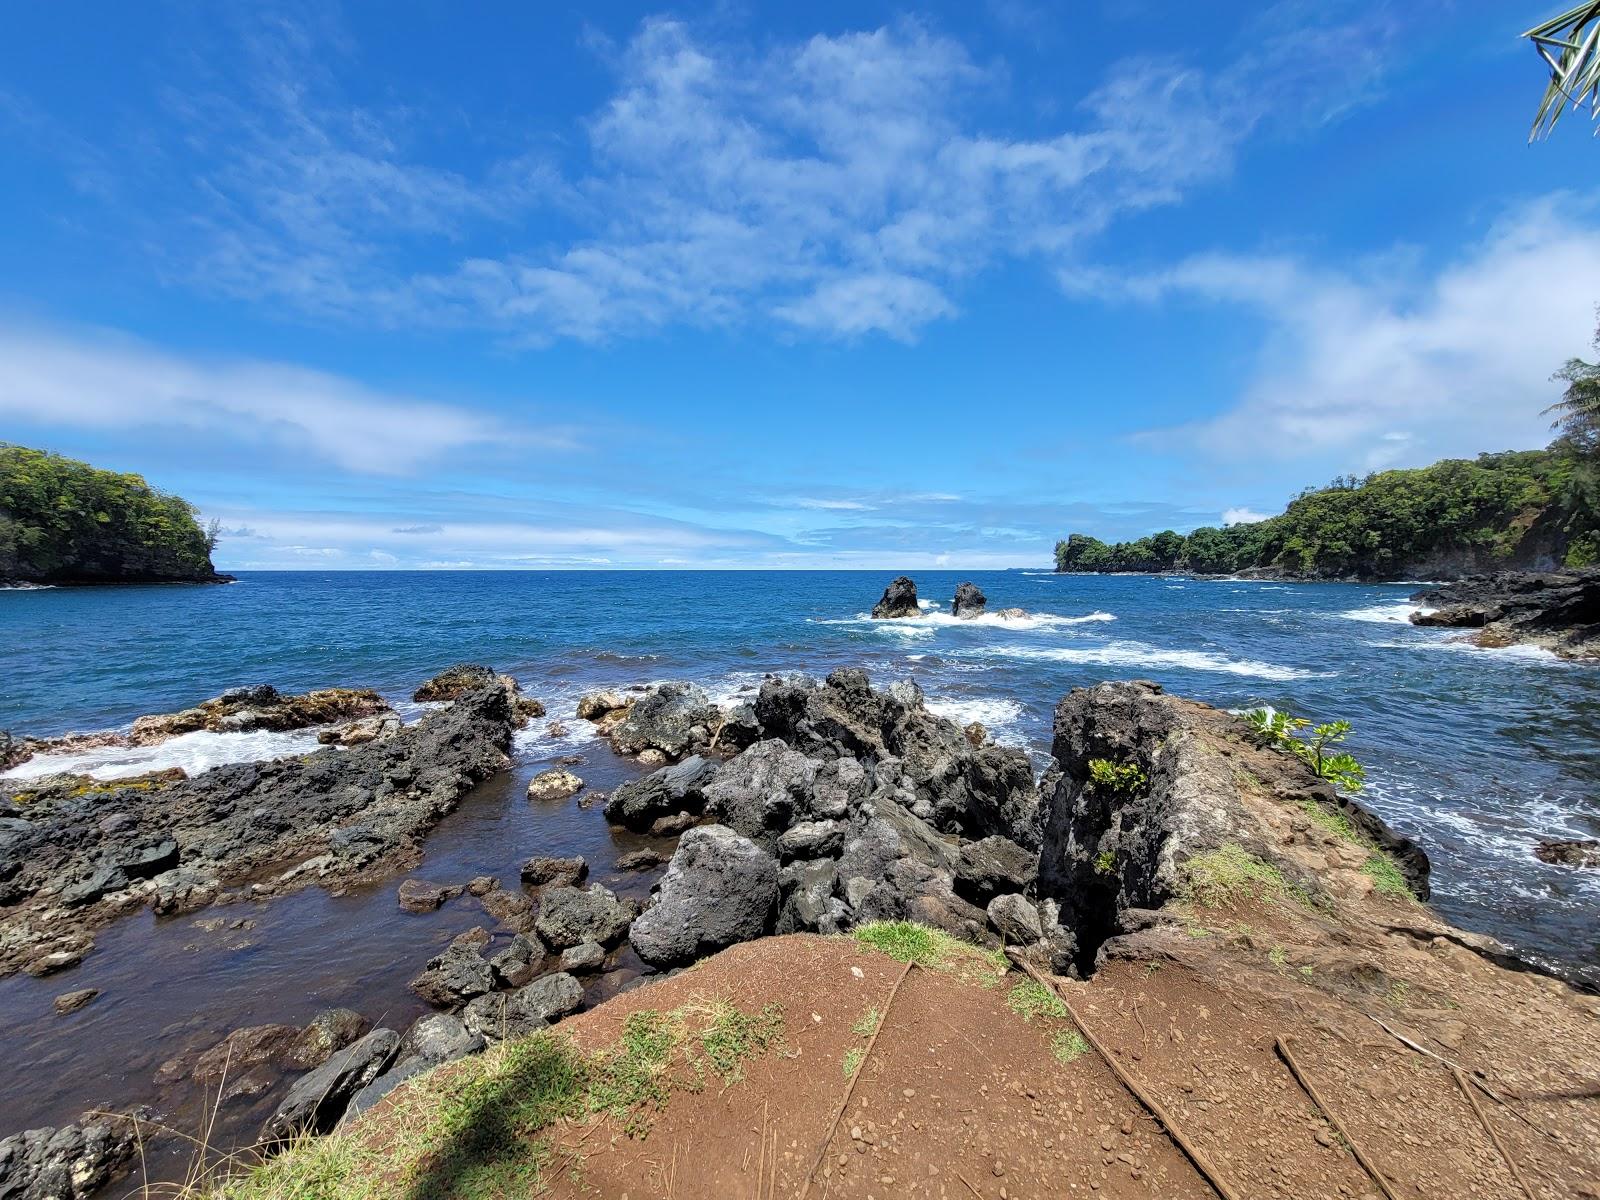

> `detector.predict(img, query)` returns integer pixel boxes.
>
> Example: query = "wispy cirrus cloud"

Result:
[0,321,567,474]
[81,4,1400,345]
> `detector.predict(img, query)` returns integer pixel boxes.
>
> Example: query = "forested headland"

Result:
[0,445,228,585]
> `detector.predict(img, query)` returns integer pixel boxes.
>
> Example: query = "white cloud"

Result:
[126,8,1397,343]
[792,497,875,511]
[0,322,555,474]
[1104,195,1600,467]
[1222,507,1272,525]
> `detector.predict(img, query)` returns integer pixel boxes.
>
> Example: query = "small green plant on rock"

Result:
[1093,848,1115,875]
[1087,758,1147,797]
[1243,707,1365,792]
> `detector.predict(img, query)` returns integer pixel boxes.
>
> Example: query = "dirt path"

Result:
[527,925,1598,1200]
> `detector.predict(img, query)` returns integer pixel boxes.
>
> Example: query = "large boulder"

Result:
[605,756,718,830]
[629,826,779,968]
[412,664,544,721]
[952,581,987,619]
[488,933,545,987]
[576,691,631,721]
[412,664,501,702]
[289,1008,369,1069]
[832,786,986,940]
[0,1114,141,1200]
[871,576,920,619]
[409,939,495,1007]
[754,669,1042,849]
[700,741,867,851]
[260,1029,399,1143]
[399,1012,484,1066]
[527,769,583,801]
[520,856,588,889]
[462,973,585,1042]
[533,885,633,950]
[954,836,1038,904]
[1536,839,1600,868]
[607,683,722,760]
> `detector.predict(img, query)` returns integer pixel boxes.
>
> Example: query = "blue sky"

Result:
[2,1,1597,569]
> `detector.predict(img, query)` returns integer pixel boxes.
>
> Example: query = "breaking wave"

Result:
[953,640,1324,681]
[2,727,328,782]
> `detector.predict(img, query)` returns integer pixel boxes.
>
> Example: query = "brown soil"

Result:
[515,919,1599,1200]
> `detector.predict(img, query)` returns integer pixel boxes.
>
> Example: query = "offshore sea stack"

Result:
[952,581,987,618]
[1410,569,1600,659]
[870,575,921,618]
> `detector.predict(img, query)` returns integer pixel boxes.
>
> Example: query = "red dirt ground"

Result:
[523,924,1599,1200]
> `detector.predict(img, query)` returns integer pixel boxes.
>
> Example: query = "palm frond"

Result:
[1524,2,1600,139]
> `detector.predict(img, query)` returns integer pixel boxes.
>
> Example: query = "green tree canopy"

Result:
[0,444,223,584]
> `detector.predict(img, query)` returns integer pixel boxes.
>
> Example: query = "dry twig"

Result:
[796,960,916,1199]
[1275,1035,1401,1200]
[1005,950,1243,1200]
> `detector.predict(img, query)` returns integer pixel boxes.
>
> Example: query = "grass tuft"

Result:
[842,1048,864,1078]
[1006,979,1068,1023]
[1181,844,1315,910]
[852,921,1003,987]
[1361,853,1414,899]
[850,1007,880,1037]
[1298,799,1359,842]
[1050,1030,1090,1064]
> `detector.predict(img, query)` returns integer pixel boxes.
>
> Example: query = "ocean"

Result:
[0,569,1596,1171]
[4,569,1598,967]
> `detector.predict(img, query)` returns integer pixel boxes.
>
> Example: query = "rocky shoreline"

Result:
[0,667,556,979]
[1410,569,1600,659]
[1,599,1591,1197]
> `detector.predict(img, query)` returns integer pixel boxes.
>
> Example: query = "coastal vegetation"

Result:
[1055,445,1600,579]
[0,444,225,584]
[1243,708,1366,793]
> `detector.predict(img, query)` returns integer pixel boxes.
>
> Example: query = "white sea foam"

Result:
[812,610,1114,635]
[2,727,329,782]
[1339,601,1430,624]
[954,640,1323,681]
[924,695,1026,744]
[0,582,56,591]
[1368,638,1566,663]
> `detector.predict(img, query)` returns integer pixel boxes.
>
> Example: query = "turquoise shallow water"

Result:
[4,568,1597,971]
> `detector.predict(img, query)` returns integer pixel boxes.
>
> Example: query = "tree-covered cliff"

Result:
[0,445,228,585]
[1056,448,1599,580]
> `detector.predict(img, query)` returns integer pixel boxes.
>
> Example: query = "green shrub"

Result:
[1243,707,1365,792]
[1087,758,1147,797]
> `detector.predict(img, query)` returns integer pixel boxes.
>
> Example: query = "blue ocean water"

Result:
[4,569,1599,972]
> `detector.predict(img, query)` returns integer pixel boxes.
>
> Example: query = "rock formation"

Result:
[1,685,394,773]
[870,576,920,619]
[1411,570,1599,659]
[952,581,987,618]
[0,679,516,977]
[0,1111,144,1199]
